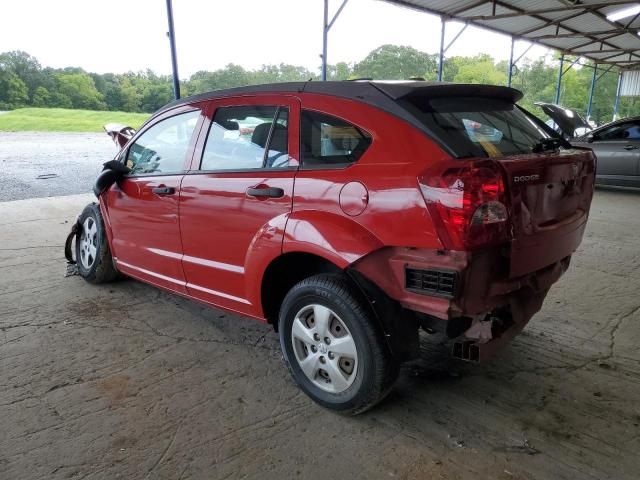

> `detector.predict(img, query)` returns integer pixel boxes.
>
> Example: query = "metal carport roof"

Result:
[381,1,640,69]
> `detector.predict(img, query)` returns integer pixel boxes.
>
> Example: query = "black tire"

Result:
[278,273,398,415]
[75,203,118,284]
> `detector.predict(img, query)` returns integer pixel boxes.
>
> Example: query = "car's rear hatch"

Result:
[390,83,595,278]
[497,149,594,277]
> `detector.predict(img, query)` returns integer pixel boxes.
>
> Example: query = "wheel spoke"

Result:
[312,305,332,337]
[89,244,97,259]
[89,221,97,236]
[298,354,320,379]
[291,317,315,346]
[329,335,357,359]
[325,359,350,392]
[290,303,358,394]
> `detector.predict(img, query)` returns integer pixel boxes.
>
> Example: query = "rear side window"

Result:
[201,105,290,171]
[300,110,371,168]
[126,110,200,174]
[400,96,550,158]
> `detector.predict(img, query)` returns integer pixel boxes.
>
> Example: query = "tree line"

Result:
[1,46,636,124]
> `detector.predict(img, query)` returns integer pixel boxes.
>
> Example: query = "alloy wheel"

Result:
[79,217,98,269]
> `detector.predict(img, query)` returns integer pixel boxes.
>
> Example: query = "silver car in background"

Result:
[536,102,640,189]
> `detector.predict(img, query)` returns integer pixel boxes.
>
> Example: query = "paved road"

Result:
[0,132,115,202]
[0,189,639,479]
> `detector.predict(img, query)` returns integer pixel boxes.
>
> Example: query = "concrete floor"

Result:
[0,132,112,202]
[1,189,639,480]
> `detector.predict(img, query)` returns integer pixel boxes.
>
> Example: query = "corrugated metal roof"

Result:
[621,70,640,95]
[381,0,640,69]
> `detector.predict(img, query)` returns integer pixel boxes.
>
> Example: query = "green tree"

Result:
[0,68,28,108]
[31,86,51,107]
[48,91,73,108]
[55,72,106,110]
[0,50,44,101]
[451,54,506,85]
[510,56,557,111]
[326,62,352,80]
[353,44,437,80]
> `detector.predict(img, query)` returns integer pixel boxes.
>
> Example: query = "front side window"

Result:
[300,110,371,168]
[596,122,640,141]
[400,96,551,158]
[126,110,200,175]
[201,105,290,171]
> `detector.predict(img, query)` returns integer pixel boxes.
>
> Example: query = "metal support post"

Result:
[321,0,349,81]
[438,18,446,82]
[586,64,597,119]
[613,71,623,120]
[507,38,515,87]
[166,0,180,99]
[554,53,564,104]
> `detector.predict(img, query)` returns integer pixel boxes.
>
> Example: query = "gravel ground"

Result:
[0,132,115,202]
[0,189,639,479]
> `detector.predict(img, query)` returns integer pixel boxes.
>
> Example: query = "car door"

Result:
[179,95,300,314]
[586,121,640,184]
[105,105,205,293]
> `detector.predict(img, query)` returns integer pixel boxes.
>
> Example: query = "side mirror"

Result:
[93,160,131,197]
[586,134,595,143]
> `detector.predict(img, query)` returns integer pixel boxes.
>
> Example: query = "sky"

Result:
[0,0,550,77]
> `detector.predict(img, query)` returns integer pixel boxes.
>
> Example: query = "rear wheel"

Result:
[279,274,398,415]
[75,203,118,284]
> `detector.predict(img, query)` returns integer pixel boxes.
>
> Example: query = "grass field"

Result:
[0,108,150,132]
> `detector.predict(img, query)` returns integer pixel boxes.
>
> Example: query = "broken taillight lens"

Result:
[419,160,510,250]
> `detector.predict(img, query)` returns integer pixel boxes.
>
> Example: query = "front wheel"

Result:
[75,203,118,284]
[279,274,398,415]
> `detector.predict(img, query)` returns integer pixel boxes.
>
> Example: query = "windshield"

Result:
[400,96,552,158]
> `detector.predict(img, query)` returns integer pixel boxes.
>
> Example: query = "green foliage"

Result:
[31,86,51,107]
[0,68,28,108]
[447,54,507,85]
[55,72,106,110]
[352,44,437,80]
[0,51,43,100]
[0,108,149,132]
[0,48,634,126]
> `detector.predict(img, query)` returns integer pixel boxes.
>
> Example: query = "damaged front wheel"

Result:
[75,203,118,284]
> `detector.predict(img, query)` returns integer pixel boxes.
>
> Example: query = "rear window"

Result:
[400,96,551,158]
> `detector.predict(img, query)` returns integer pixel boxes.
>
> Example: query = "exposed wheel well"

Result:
[261,252,342,327]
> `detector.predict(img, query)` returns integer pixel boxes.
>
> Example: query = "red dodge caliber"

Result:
[74,81,595,414]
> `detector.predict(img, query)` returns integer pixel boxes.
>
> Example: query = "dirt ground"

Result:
[0,188,638,480]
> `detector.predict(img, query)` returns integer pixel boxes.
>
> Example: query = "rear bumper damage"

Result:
[352,246,571,362]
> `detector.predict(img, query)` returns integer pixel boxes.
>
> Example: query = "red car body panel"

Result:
[178,95,300,317]
[101,103,206,294]
[107,174,187,293]
[98,82,595,360]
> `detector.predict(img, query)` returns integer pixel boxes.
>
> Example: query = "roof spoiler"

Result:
[103,123,136,148]
[370,81,524,103]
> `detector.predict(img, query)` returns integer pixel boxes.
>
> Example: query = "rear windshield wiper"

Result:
[531,137,570,153]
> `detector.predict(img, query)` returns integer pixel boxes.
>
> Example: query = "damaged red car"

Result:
[73,81,595,414]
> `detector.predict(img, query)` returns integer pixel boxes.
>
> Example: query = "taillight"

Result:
[419,160,510,250]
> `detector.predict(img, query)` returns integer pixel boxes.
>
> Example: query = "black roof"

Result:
[153,81,524,157]
[157,81,522,115]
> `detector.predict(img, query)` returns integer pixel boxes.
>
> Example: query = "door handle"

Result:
[246,187,284,198]
[624,145,639,150]
[152,186,175,195]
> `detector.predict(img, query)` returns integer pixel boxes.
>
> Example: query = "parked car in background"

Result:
[536,102,640,188]
[73,82,595,414]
